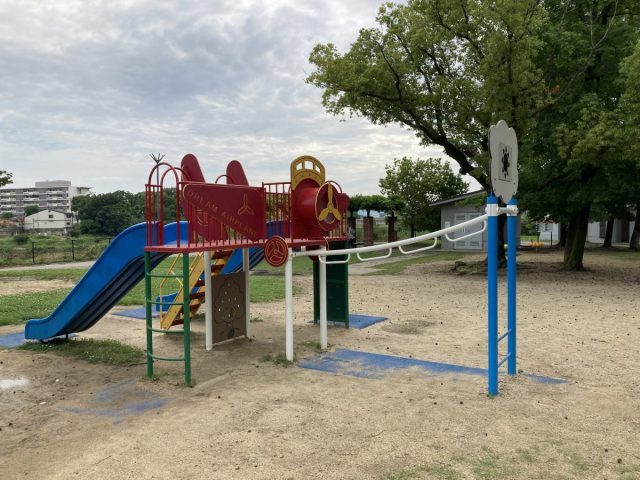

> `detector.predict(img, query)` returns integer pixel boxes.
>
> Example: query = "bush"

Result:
[13,233,29,244]
[69,226,81,238]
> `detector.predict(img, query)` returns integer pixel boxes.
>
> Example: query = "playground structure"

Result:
[143,154,351,384]
[24,121,519,396]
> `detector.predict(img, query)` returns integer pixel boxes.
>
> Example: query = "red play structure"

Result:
[145,154,350,264]
[143,154,350,384]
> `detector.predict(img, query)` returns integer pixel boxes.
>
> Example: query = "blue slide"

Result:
[25,219,288,340]
[24,222,189,340]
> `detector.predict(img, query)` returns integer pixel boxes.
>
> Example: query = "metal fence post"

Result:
[31,241,35,264]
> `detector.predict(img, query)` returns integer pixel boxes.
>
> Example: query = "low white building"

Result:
[23,209,74,234]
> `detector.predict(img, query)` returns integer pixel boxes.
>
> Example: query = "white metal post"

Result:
[243,248,251,338]
[319,247,328,350]
[204,251,213,351]
[285,251,294,361]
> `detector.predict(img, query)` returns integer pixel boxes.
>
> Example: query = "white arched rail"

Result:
[293,213,488,264]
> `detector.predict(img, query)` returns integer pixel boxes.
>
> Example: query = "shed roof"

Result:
[429,189,485,207]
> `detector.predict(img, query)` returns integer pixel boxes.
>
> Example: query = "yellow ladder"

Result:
[159,250,233,330]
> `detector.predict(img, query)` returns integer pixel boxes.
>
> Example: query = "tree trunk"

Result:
[410,222,415,238]
[602,215,615,248]
[387,215,397,243]
[563,204,591,271]
[630,201,640,251]
[559,223,567,247]
[363,216,374,246]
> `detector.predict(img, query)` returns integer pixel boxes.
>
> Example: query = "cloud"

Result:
[0,0,476,196]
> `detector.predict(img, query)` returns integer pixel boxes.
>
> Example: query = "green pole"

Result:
[182,253,192,386]
[144,252,154,379]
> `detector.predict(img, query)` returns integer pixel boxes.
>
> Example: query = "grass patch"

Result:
[300,340,329,352]
[515,448,535,464]
[259,352,295,367]
[18,338,144,365]
[0,268,88,282]
[385,464,462,480]
[367,252,468,275]
[0,288,71,326]
[473,447,513,480]
[618,463,640,480]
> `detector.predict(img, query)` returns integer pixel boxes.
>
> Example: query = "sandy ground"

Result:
[1,249,639,479]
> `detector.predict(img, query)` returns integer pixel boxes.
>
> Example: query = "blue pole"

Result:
[487,196,499,396]
[507,198,518,375]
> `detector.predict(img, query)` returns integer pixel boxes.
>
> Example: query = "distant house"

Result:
[534,210,637,246]
[430,190,521,251]
[23,209,74,234]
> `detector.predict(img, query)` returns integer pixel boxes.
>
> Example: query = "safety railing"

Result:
[292,213,488,263]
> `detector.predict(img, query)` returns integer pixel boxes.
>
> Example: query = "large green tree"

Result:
[308,0,546,191]
[72,191,138,236]
[380,157,467,235]
[307,0,547,262]
[520,0,640,268]
[309,0,639,270]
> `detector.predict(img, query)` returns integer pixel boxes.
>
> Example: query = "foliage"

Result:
[71,188,179,236]
[0,170,12,188]
[347,194,365,217]
[12,233,29,244]
[359,194,387,217]
[307,0,548,191]
[23,204,40,217]
[380,157,467,235]
[1,212,15,219]
[308,0,639,269]
[18,338,144,366]
[519,1,640,269]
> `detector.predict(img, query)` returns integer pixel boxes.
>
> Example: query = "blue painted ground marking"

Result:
[310,314,387,330]
[298,348,567,385]
[113,307,157,320]
[0,331,26,348]
[59,379,170,422]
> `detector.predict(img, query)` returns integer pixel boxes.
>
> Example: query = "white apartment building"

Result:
[0,180,91,217]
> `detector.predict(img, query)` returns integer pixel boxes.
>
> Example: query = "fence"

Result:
[0,237,111,267]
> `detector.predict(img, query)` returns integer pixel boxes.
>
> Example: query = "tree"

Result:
[24,204,40,217]
[309,0,640,270]
[379,157,467,236]
[519,1,640,269]
[0,170,12,188]
[308,0,547,259]
[73,191,138,235]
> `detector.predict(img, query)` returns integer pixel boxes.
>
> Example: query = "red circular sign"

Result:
[264,236,289,267]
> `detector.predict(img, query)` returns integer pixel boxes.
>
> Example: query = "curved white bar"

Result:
[444,220,487,243]
[398,237,438,254]
[356,248,392,262]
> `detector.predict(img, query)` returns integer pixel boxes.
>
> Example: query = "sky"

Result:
[0,0,469,195]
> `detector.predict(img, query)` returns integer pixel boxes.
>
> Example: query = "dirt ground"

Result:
[1,250,639,479]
